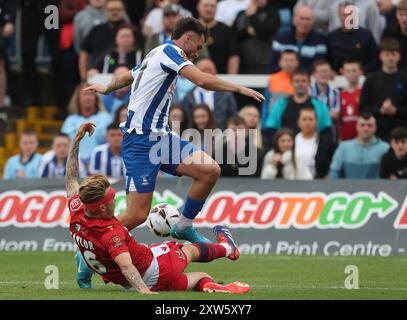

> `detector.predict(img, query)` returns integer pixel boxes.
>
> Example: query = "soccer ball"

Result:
[147,203,180,237]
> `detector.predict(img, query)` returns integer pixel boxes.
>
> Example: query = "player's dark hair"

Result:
[390,127,407,141]
[380,38,401,53]
[171,17,209,41]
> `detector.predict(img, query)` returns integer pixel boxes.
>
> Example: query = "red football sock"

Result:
[195,277,214,292]
[192,242,227,262]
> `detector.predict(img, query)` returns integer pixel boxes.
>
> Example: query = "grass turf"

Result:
[0,252,406,300]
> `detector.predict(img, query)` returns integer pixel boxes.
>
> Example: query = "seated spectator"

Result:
[187,103,218,153]
[144,4,182,54]
[215,0,250,27]
[113,104,128,124]
[197,0,240,74]
[382,0,407,73]
[329,113,389,179]
[90,24,143,74]
[102,66,131,116]
[73,0,107,54]
[328,0,383,44]
[295,107,336,179]
[4,129,42,180]
[219,116,264,177]
[261,50,298,127]
[169,103,189,136]
[234,0,281,74]
[270,5,327,73]
[360,38,407,142]
[310,59,340,120]
[62,83,112,164]
[263,68,332,146]
[261,128,312,180]
[339,60,363,141]
[143,0,192,37]
[39,133,87,178]
[89,123,125,179]
[294,0,330,34]
[182,58,238,130]
[79,0,127,81]
[327,2,380,74]
[0,0,16,121]
[239,105,267,150]
[380,127,407,179]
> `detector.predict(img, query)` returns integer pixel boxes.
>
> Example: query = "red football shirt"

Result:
[68,195,154,286]
[340,88,361,141]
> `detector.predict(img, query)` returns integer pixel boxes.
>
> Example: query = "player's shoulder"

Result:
[68,195,83,213]
[99,220,129,239]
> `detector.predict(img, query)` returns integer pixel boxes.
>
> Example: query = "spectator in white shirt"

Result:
[295,107,337,178]
[261,127,312,180]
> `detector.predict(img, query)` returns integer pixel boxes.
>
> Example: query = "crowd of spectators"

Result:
[2,0,407,181]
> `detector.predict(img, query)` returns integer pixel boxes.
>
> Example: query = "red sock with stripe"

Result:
[192,242,227,262]
[195,277,214,292]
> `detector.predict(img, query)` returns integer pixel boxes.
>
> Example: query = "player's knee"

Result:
[201,163,220,183]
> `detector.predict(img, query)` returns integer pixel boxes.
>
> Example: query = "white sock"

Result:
[220,243,232,256]
[176,215,194,229]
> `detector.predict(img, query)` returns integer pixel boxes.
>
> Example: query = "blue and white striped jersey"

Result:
[39,151,87,178]
[122,40,193,134]
[89,143,125,179]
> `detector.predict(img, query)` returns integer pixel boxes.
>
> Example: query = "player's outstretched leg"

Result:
[181,229,239,264]
[213,226,240,260]
[171,150,221,243]
[181,273,251,294]
[75,251,93,289]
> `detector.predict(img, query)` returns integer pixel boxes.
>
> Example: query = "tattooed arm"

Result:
[84,71,133,95]
[114,252,157,294]
[65,122,96,198]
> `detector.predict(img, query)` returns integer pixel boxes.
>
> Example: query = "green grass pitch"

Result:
[0,252,406,300]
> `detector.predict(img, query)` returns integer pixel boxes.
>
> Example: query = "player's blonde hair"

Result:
[78,174,111,205]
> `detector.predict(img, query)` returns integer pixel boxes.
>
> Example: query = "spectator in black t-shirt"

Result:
[377,0,397,27]
[263,68,333,146]
[218,115,264,177]
[197,0,240,74]
[380,127,407,179]
[89,24,143,75]
[327,2,380,74]
[382,0,407,73]
[233,0,280,74]
[79,0,127,81]
[360,38,407,141]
